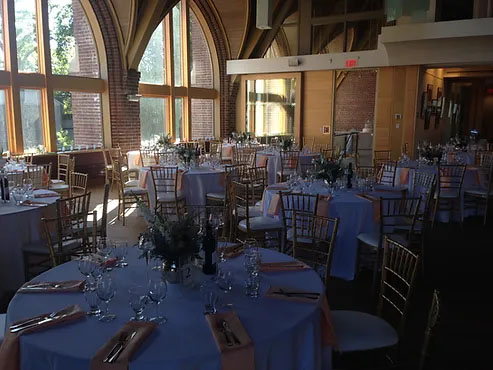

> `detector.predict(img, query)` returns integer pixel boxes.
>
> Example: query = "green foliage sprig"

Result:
[56,129,74,148]
[313,156,344,183]
[281,137,294,151]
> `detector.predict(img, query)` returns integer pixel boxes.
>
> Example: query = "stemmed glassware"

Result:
[84,279,101,316]
[243,239,260,298]
[23,178,33,200]
[96,274,117,322]
[200,279,219,314]
[78,257,96,278]
[148,277,167,324]
[112,242,129,267]
[128,285,148,321]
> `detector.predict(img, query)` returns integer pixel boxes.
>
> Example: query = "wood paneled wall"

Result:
[374,66,419,158]
[302,70,335,147]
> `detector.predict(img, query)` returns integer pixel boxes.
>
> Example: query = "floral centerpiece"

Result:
[313,156,344,184]
[156,134,173,150]
[448,136,467,151]
[418,142,444,163]
[175,146,198,166]
[138,201,200,283]
[280,137,294,151]
[231,131,249,144]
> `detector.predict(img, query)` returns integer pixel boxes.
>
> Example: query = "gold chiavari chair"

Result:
[278,150,300,182]
[356,166,376,181]
[181,205,229,239]
[292,211,339,287]
[376,160,398,187]
[231,181,283,249]
[419,290,440,370]
[50,155,74,197]
[432,164,466,228]
[464,153,493,225]
[234,147,256,167]
[313,143,329,153]
[332,237,419,368]
[302,136,315,151]
[26,165,45,189]
[139,148,158,167]
[87,182,111,239]
[205,164,249,206]
[39,163,52,188]
[70,172,88,197]
[321,148,334,160]
[280,192,319,254]
[5,171,24,187]
[23,192,95,277]
[412,171,437,224]
[115,159,149,225]
[373,150,392,167]
[155,151,176,165]
[357,196,421,292]
[102,148,119,188]
[210,142,223,161]
[150,166,185,217]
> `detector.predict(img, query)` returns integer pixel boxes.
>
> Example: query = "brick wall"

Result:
[334,70,377,133]
[190,11,213,88]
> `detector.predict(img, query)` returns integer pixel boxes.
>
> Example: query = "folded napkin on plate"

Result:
[265,286,337,347]
[217,243,244,259]
[18,280,85,293]
[260,260,310,272]
[0,305,86,370]
[34,191,59,198]
[205,311,255,370]
[90,321,156,370]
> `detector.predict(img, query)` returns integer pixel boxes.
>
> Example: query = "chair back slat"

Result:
[437,164,466,195]
[376,160,397,186]
[26,165,46,189]
[150,166,179,195]
[140,149,158,167]
[280,192,319,229]
[71,172,88,197]
[234,148,256,166]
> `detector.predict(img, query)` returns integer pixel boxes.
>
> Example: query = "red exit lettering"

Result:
[345,59,358,68]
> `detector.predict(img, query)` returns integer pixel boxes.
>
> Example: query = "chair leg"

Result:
[122,198,126,226]
[371,244,381,296]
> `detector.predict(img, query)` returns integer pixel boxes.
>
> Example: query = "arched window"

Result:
[138,0,217,146]
[0,0,105,154]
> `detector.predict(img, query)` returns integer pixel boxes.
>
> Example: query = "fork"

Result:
[10,310,58,331]
[103,332,128,363]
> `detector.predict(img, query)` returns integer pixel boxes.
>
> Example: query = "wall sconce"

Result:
[127,94,142,102]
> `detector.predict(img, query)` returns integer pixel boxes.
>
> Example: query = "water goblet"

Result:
[216,265,233,293]
[78,257,96,278]
[200,279,219,314]
[128,285,148,321]
[245,272,260,298]
[84,279,101,316]
[96,274,116,322]
[148,278,168,324]
[113,242,129,267]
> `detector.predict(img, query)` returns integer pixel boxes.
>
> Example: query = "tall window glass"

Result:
[20,89,44,152]
[172,3,183,87]
[0,91,8,151]
[140,97,167,147]
[15,0,39,72]
[139,22,165,84]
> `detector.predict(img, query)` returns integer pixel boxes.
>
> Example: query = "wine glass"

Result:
[128,285,148,321]
[78,257,96,278]
[200,279,219,314]
[216,265,233,293]
[148,278,168,324]
[112,242,129,267]
[96,274,116,322]
[84,279,101,316]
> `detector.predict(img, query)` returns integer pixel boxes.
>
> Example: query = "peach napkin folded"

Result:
[90,321,157,370]
[205,311,255,370]
[265,286,337,347]
[217,243,244,259]
[18,280,85,293]
[355,193,380,221]
[35,190,59,198]
[260,261,310,272]
[267,193,282,216]
[0,305,86,370]
[316,195,332,216]
[139,170,148,188]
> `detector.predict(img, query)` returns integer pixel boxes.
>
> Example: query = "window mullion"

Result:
[182,0,191,141]
[166,15,175,139]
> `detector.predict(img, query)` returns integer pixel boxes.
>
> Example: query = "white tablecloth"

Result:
[0,190,59,295]
[6,248,331,370]
[139,166,225,209]
[262,186,378,280]
[256,151,321,185]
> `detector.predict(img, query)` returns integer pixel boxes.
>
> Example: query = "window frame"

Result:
[0,0,106,154]
[138,0,218,143]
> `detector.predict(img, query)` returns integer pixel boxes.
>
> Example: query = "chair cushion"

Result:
[234,205,263,218]
[465,188,489,197]
[124,179,139,188]
[50,179,65,185]
[156,191,185,202]
[357,232,380,247]
[332,310,398,352]
[238,216,283,232]
[286,228,313,244]
[206,192,226,200]
[435,190,460,199]
[0,313,5,345]
[50,183,69,191]
[124,187,147,196]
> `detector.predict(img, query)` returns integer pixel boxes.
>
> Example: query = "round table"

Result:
[256,151,320,185]
[262,184,383,281]
[0,189,59,295]
[6,248,331,370]
[139,166,225,209]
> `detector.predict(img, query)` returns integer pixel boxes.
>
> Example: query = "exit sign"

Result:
[345,59,358,68]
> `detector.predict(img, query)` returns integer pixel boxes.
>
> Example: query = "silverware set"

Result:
[10,308,70,333]
[103,330,137,363]
[217,319,241,347]
[272,289,320,300]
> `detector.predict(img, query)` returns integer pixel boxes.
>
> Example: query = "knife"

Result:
[222,320,241,345]
[9,307,67,331]
[103,332,128,363]
[10,312,72,333]
[108,331,137,363]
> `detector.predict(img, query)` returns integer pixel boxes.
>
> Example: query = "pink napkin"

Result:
[316,195,332,216]
[258,155,269,167]
[176,170,188,191]
[260,261,310,272]
[267,193,281,216]
[224,146,233,158]
[265,286,337,347]
[18,280,85,293]
[399,168,410,185]
[205,311,255,370]
[0,305,86,370]
[139,170,148,188]
[90,321,157,370]
[355,193,380,221]
[134,153,141,166]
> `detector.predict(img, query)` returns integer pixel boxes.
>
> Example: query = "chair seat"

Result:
[332,310,398,352]
[465,188,490,197]
[234,205,263,218]
[277,168,297,176]
[435,190,460,199]
[50,179,65,185]
[124,187,147,196]
[357,232,409,248]
[0,313,5,345]
[50,183,69,191]
[286,228,313,243]
[156,191,185,202]
[124,179,139,188]
[206,192,226,200]
[238,216,283,232]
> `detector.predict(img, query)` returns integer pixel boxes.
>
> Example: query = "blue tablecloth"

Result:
[6,248,331,370]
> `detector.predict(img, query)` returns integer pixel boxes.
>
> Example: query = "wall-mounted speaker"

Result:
[256,0,273,29]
